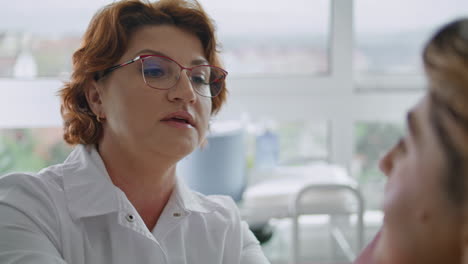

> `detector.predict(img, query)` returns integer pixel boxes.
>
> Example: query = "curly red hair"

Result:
[59,0,227,145]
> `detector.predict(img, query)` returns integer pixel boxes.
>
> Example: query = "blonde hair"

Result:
[424,18,468,122]
[423,18,468,204]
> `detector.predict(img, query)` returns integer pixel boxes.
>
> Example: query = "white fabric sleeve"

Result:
[0,174,67,264]
[239,221,271,264]
[210,195,271,264]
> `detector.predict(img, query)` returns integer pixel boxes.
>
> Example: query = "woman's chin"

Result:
[373,229,393,264]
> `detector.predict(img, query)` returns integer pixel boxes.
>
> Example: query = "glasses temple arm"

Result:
[95,57,140,81]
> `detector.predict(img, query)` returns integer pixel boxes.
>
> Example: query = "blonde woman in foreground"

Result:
[356,17,468,264]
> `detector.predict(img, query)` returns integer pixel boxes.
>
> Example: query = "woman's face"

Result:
[91,25,212,161]
[374,95,463,264]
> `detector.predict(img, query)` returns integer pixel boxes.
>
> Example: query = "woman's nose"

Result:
[167,71,196,103]
[379,147,395,177]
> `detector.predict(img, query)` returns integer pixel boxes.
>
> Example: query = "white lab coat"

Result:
[0,145,269,264]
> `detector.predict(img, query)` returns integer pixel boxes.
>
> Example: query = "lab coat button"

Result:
[125,213,136,222]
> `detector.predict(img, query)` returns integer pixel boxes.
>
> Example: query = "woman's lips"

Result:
[161,111,196,128]
[161,118,194,129]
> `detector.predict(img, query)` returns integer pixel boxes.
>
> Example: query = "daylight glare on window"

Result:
[355,0,468,76]
[200,0,330,76]
[0,0,110,79]
[0,0,330,79]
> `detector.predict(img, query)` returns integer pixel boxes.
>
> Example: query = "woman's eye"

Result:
[191,75,207,84]
[144,68,166,78]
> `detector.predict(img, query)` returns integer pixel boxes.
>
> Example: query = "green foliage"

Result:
[355,122,404,182]
[48,141,73,165]
[354,122,404,209]
[0,129,46,174]
[0,128,72,176]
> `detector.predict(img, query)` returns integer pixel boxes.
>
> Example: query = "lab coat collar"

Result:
[62,144,119,219]
[62,145,218,219]
[173,176,219,214]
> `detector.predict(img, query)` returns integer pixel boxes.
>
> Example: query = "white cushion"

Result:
[241,163,361,224]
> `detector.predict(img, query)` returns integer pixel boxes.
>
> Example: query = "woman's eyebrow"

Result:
[191,58,210,65]
[135,49,209,65]
[135,49,168,57]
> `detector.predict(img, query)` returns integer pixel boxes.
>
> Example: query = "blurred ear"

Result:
[85,80,104,118]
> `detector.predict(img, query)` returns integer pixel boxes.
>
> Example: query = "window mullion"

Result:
[329,0,354,169]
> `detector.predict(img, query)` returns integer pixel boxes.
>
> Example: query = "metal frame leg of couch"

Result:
[289,184,365,264]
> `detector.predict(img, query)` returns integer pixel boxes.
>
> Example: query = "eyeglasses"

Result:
[96,54,228,98]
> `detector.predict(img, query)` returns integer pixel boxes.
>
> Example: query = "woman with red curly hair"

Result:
[0,1,269,263]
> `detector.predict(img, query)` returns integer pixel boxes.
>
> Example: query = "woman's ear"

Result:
[85,80,105,119]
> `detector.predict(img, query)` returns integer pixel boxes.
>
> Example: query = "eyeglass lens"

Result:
[141,56,225,97]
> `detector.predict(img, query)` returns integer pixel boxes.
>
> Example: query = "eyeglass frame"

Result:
[94,54,228,98]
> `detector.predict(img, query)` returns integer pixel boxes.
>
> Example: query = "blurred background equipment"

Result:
[178,120,247,201]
